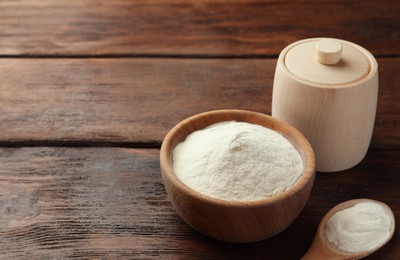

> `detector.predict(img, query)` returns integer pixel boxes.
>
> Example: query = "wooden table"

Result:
[0,1,398,259]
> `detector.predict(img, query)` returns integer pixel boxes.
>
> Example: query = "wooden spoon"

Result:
[302,199,395,260]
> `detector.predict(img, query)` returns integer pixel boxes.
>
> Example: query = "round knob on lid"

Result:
[315,39,343,65]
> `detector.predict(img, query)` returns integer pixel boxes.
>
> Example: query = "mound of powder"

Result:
[325,202,392,253]
[172,121,303,201]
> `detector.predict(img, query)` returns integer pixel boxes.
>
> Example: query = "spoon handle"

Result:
[301,234,344,260]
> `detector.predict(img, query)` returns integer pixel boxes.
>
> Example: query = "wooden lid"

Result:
[284,38,371,86]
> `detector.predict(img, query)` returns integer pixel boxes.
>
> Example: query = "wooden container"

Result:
[160,109,315,243]
[272,38,378,172]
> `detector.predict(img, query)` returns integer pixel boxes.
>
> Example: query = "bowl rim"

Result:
[160,109,316,207]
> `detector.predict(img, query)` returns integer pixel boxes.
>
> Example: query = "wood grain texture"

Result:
[0,58,271,145]
[0,58,398,148]
[0,0,398,259]
[0,0,398,57]
[0,147,398,259]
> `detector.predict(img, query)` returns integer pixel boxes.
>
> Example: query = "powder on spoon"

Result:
[325,202,392,253]
[172,121,303,201]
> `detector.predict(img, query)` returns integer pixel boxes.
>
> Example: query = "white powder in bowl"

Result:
[172,121,303,201]
[325,202,392,253]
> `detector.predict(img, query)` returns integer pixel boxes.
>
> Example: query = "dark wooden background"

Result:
[0,1,399,259]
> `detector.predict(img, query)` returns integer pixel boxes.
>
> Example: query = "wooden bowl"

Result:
[160,109,315,243]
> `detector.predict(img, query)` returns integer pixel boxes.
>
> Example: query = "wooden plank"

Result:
[0,58,272,145]
[0,147,398,258]
[0,58,398,148]
[0,0,398,56]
